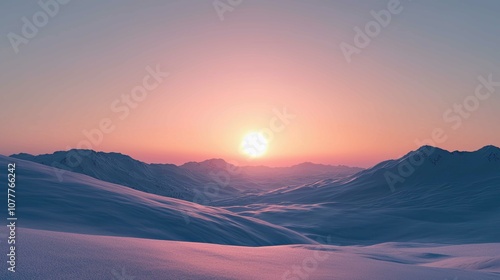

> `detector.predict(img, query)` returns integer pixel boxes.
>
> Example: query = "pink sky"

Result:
[1,1,499,168]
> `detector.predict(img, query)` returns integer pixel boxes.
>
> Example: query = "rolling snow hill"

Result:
[11,150,240,201]
[11,150,362,199]
[217,146,500,245]
[0,155,313,246]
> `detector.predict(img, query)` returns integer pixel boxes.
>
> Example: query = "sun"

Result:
[241,132,268,158]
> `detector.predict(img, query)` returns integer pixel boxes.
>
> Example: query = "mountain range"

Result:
[11,150,363,200]
[3,145,500,279]
[7,145,500,245]
[216,145,500,244]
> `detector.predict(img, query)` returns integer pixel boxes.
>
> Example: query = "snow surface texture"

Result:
[2,146,500,279]
[1,228,499,279]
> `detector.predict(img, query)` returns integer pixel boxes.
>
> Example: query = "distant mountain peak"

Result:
[478,145,500,162]
[200,158,229,165]
[478,145,500,153]
[406,145,500,159]
[10,152,34,158]
[414,145,448,155]
[13,149,121,158]
[292,162,325,167]
[180,158,233,171]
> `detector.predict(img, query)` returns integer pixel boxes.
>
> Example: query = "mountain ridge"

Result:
[9,148,364,199]
[215,145,500,244]
[0,155,314,246]
[11,149,366,169]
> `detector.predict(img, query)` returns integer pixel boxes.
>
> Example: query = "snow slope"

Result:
[2,228,499,280]
[10,150,211,200]
[11,151,362,199]
[218,146,500,245]
[0,155,313,246]
[2,146,499,279]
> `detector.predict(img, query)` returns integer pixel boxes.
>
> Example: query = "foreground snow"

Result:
[3,228,499,280]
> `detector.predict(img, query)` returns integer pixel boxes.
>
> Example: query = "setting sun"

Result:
[241,132,268,158]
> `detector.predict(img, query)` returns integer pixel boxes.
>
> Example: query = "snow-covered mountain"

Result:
[218,146,500,245]
[11,150,241,201]
[6,146,500,246]
[180,158,363,192]
[236,162,363,191]
[0,155,313,246]
[11,150,363,198]
[2,146,500,279]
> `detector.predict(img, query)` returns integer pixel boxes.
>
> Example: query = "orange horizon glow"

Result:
[1,2,499,168]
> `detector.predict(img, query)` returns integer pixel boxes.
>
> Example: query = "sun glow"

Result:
[241,132,268,158]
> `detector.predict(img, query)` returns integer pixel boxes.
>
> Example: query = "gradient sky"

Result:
[1,0,500,167]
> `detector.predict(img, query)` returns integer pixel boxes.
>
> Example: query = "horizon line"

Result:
[6,144,499,169]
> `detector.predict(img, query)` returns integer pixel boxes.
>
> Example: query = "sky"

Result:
[1,0,500,168]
